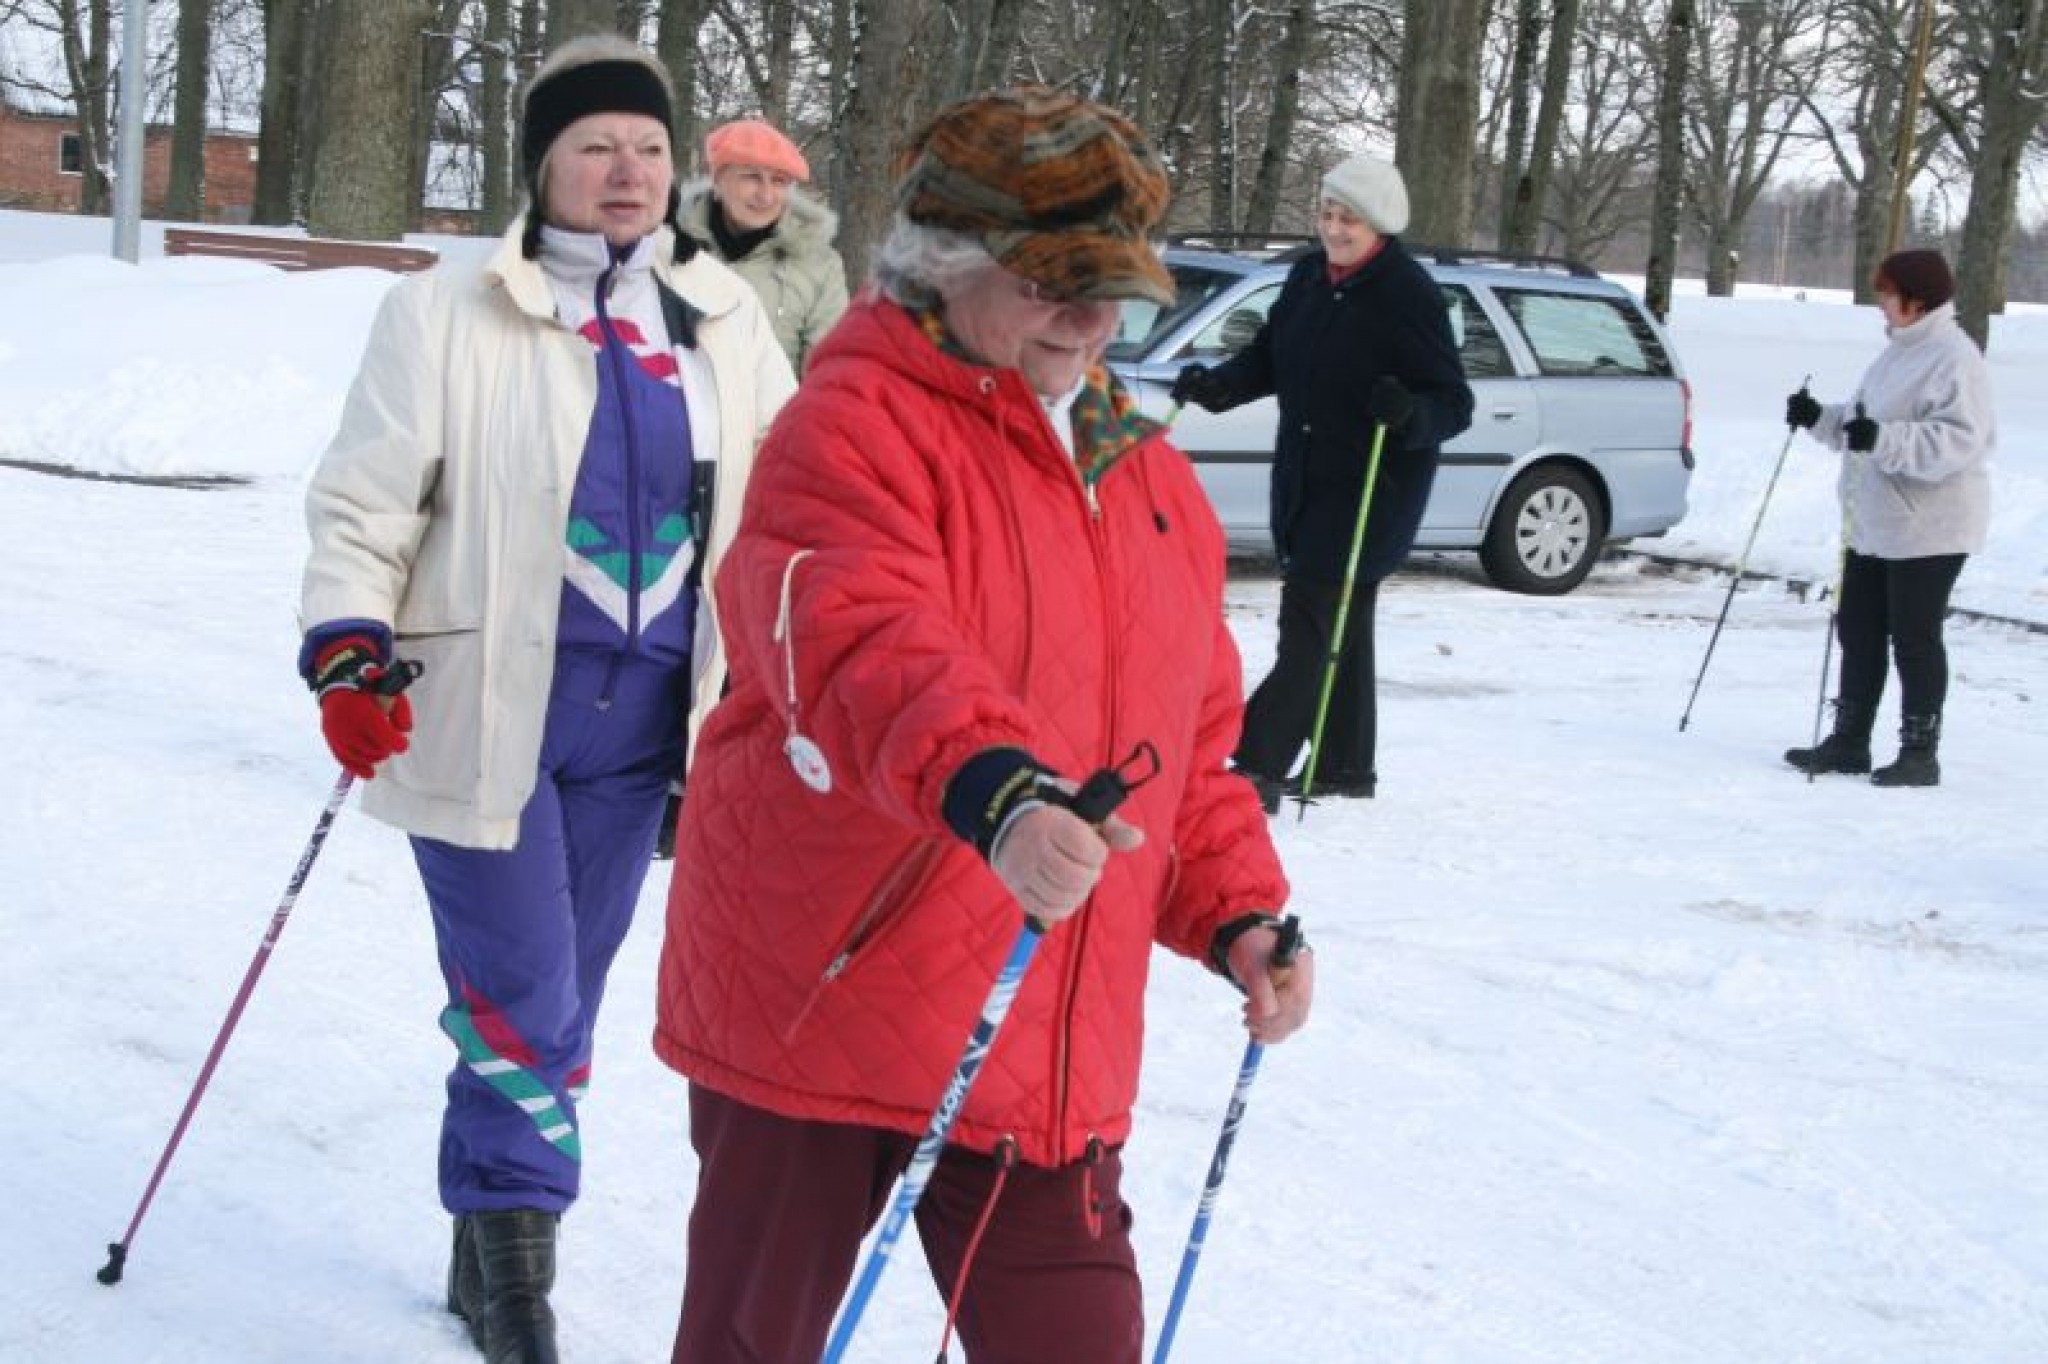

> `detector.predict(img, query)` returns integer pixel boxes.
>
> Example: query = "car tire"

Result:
[1480,464,1607,595]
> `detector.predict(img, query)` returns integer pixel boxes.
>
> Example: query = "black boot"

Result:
[1872,713,1941,787]
[471,1209,560,1364]
[447,1215,485,1348]
[1784,700,1874,775]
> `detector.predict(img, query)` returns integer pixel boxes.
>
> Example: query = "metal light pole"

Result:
[110,0,148,262]
[1883,0,1939,254]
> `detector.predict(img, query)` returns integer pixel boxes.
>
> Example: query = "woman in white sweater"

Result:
[1781,248,1994,787]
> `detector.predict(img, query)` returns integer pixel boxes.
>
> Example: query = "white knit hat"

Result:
[1320,156,1409,236]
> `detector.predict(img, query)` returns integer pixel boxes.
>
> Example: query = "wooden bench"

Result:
[163,227,439,274]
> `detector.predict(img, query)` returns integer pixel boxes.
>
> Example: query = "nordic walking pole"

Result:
[1152,916,1303,1364]
[1805,402,1863,784]
[1679,375,1810,731]
[98,660,420,1286]
[822,743,1160,1364]
[1295,421,1389,818]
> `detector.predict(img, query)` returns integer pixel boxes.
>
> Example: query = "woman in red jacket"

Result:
[655,87,1315,1363]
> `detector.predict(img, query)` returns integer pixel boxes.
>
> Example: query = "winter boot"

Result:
[471,1209,560,1364]
[1784,700,1874,775]
[1872,713,1941,787]
[447,1215,485,1348]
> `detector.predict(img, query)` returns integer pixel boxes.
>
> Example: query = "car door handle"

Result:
[1491,408,1522,421]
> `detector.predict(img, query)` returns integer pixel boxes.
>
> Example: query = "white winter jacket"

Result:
[301,221,796,848]
[1809,302,1994,559]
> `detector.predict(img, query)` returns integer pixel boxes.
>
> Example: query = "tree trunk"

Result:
[166,0,213,220]
[1505,0,1579,256]
[253,0,306,224]
[656,0,707,171]
[308,0,433,241]
[1205,0,1236,232]
[1243,0,1314,235]
[832,0,927,288]
[547,0,627,45]
[1952,0,2047,351]
[1643,0,1693,323]
[1395,0,1486,246]
[412,1,464,231]
[479,0,516,232]
[57,0,114,215]
[1496,0,1541,248]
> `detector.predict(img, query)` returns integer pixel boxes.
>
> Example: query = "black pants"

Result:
[1835,550,1967,718]
[1234,576,1379,784]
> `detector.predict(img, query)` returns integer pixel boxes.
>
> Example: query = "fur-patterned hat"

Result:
[894,85,1173,306]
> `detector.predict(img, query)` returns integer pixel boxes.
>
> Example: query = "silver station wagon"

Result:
[1109,242,1695,593]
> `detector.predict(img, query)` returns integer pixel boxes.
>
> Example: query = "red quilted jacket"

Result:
[653,297,1289,1168]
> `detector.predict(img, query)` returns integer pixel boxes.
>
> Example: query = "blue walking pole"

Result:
[1151,915,1303,1363]
[821,743,1160,1364]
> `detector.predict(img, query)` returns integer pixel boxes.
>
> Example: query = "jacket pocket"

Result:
[389,625,483,799]
[781,840,948,1043]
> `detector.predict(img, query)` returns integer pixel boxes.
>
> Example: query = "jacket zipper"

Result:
[1050,449,1124,1158]
[593,262,643,706]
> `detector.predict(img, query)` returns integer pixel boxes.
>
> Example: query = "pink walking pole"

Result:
[98,659,418,1285]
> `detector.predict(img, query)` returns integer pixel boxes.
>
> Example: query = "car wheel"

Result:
[1480,464,1607,595]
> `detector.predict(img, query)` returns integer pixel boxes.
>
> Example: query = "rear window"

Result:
[1109,264,1246,361]
[1497,289,1673,378]
[1440,283,1514,379]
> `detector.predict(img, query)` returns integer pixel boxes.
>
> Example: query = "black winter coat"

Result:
[1206,239,1474,584]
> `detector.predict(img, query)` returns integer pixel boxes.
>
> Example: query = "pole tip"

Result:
[97,1242,128,1285]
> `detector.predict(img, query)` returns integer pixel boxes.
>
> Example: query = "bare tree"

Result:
[1643,0,1693,321]
[1499,0,1582,254]
[1547,0,1657,263]
[1243,0,1315,233]
[307,0,434,240]
[1948,0,2048,347]
[831,0,934,285]
[655,0,707,167]
[547,0,629,45]
[477,0,517,230]
[252,0,309,223]
[1682,0,1825,295]
[1396,0,1487,244]
[165,0,213,219]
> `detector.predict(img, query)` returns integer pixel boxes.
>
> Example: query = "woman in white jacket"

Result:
[297,36,792,1361]
[1781,248,1993,787]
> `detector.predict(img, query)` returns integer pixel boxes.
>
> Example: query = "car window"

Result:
[1439,283,1514,379]
[1497,289,1674,378]
[1108,264,1245,361]
[1181,283,1281,359]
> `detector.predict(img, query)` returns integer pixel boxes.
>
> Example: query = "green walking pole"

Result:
[1294,419,1390,819]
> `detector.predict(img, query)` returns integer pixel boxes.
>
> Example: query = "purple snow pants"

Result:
[413,651,685,1215]
[671,1084,1144,1363]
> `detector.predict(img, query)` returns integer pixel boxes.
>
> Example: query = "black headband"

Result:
[520,59,674,188]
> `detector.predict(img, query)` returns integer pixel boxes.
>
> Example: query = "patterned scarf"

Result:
[911,304,1165,486]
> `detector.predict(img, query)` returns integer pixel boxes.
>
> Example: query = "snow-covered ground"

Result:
[2,209,2045,1362]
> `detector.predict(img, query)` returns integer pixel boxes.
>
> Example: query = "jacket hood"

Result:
[675,177,841,257]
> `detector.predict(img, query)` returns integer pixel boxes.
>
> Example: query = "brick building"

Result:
[0,97,258,221]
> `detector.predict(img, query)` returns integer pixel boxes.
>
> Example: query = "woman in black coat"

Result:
[1175,155,1473,809]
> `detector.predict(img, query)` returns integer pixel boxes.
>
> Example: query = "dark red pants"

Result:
[671,1084,1143,1364]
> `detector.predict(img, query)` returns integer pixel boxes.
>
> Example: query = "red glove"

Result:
[310,635,414,778]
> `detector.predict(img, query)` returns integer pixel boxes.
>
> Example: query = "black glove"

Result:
[1843,402,1878,453]
[1368,375,1415,431]
[1170,363,1222,411]
[1785,387,1821,430]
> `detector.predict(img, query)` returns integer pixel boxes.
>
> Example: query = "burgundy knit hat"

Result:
[894,85,1173,306]
[1874,249,1955,312]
